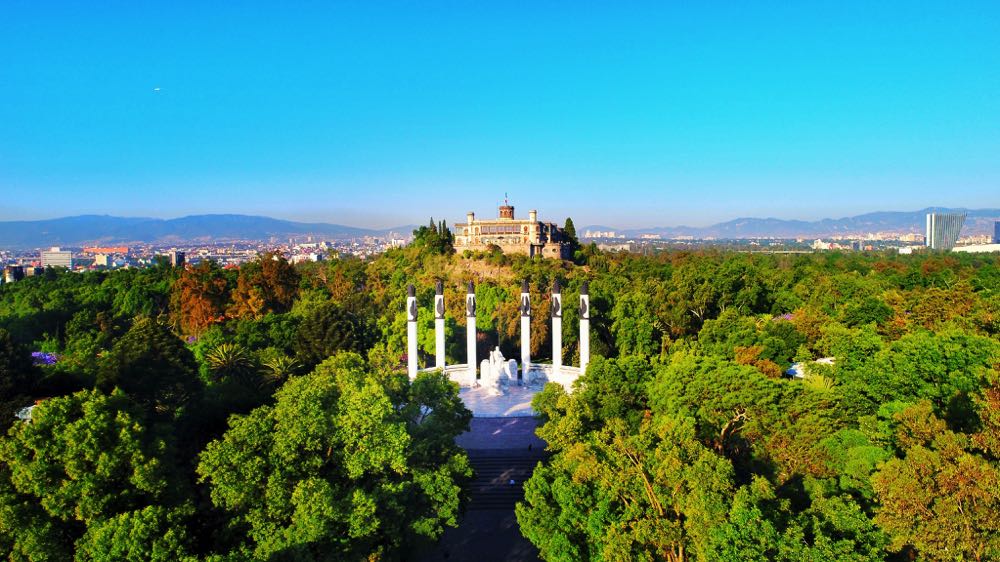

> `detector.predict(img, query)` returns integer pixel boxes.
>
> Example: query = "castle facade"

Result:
[453,203,571,259]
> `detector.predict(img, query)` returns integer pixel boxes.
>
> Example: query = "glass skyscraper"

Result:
[994,220,1000,244]
[925,213,966,250]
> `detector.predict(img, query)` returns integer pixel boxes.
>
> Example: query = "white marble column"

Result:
[551,279,562,375]
[580,281,590,374]
[406,284,418,379]
[466,281,477,385]
[434,281,445,369]
[520,279,531,381]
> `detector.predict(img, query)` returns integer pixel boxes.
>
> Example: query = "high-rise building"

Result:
[170,251,186,267]
[40,247,73,268]
[994,221,1000,244]
[925,213,966,250]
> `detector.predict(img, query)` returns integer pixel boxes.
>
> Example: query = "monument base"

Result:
[458,385,540,417]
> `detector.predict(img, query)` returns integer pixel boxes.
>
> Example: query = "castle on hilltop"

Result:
[453,200,571,259]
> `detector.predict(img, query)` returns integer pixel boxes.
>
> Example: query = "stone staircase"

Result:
[466,449,548,511]
[417,418,545,561]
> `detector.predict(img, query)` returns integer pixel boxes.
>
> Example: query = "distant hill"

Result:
[3,208,997,249]
[0,215,415,249]
[584,208,1000,239]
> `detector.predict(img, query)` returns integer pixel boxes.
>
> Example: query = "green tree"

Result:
[610,289,663,357]
[0,328,35,430]
[648,352,846,483]
[75,505,196,562]
[517,415,733,562]
[838,329,999,425]
[415,306,460,364]
[96,317,202,417]
[0,389,194,560]
[295,301,375,369]
[202,341,268,417]
[61,309,122,373]
[231,312,300,355]
[563,217,580,259]
[571,355,654,430]
[412,218,454,255]
[197,353,470,560]
[401,370,472,462]
[261,354,302,384]
[841,296,894,328]
[872,401,1000,561]
[709,476,887,562]
[204,342,258,386]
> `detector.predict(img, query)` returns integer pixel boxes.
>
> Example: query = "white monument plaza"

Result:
[406,279,591,416]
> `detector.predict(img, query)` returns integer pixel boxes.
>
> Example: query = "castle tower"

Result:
[499,193,514,220]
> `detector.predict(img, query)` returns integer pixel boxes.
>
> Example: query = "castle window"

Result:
[481,225,520,235]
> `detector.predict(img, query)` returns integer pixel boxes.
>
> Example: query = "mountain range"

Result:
[0,215,415,249]
[0,208,997,249]
[584,208,1000,240]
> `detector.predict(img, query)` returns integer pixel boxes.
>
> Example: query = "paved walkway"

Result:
[458,385,540,417]
[418,417,545,562]
[418,509,540,562]
[455,416,546,450]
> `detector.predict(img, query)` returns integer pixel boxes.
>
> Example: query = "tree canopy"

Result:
[0,243,999,560]
[196,353,471,560]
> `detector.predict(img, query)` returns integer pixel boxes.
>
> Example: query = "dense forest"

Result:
[1,223,999,561]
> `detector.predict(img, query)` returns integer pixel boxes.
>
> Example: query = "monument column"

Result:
[434,281,445,369]
[580,281,590,374]
[466,281,477,385]
[406,284,418,379]
[551,279,562,375]
[520,279,531,381]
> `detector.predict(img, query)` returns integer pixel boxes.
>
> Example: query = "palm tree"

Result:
[205,343,257,385]
[261,355,301,387]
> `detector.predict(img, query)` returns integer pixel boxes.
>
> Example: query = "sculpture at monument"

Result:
[479,346,518,396]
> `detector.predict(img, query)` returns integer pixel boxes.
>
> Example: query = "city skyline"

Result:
[3,2,1000,226]
[1,206,999,250]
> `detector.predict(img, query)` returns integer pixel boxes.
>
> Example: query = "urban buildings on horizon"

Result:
[40,247,73,269]
[3,207,1000,283]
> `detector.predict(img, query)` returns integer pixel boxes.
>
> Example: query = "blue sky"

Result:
[2,1,998,228]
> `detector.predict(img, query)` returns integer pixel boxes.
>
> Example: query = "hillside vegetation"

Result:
[0,230,999,560]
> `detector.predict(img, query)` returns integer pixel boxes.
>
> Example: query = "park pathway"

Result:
[417,417,546,562]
